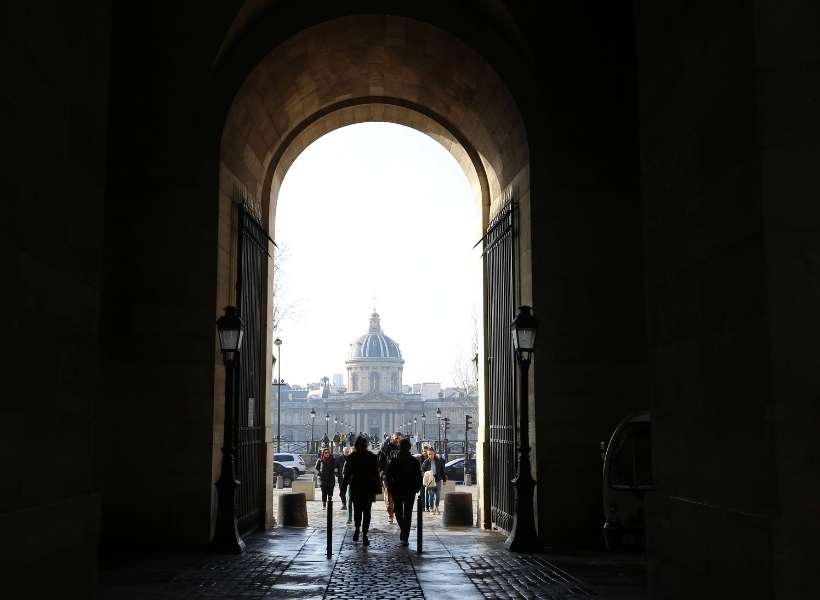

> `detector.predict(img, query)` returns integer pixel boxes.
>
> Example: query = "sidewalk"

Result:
[99,482,646,599]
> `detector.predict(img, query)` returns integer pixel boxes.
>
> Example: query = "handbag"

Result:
[422,470,436,489]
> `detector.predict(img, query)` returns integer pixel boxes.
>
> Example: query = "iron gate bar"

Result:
[473,186,517,250]
[235,202,267,534]
[485,198,517,534]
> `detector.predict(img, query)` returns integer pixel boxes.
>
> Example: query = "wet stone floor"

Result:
[99,484,646,599]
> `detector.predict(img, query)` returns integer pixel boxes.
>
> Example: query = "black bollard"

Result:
[327,498,333,559]
[416,493,423,553]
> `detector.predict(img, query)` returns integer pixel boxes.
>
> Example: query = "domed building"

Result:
[346,311,404,393]
[274,309,476,445]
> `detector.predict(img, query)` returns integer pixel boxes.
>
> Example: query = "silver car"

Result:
[601,411,652,550]
[274,452,306,475]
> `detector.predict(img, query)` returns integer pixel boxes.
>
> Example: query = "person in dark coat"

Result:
[340,447,353,523]
[385,438,423,545]
[334,449,347,509]
[342,435,381,545]
[377,432,401,523]
[421,448,447,514]
[315,448,336,508]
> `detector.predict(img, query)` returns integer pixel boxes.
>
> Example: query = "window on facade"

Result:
[351,373,358,391]
[370,372,380,391]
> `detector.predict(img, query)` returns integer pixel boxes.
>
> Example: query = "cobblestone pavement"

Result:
[98,479,646,599]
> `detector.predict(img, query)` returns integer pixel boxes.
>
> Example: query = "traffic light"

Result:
[465,414,473,433]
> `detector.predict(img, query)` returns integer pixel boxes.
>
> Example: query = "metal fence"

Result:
[235,202,268,534]
[484,198,517,533]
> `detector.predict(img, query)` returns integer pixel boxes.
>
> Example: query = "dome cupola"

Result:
[348,310,403,360]
[346,309,404,394]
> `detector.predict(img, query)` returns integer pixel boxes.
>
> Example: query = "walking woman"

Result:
[421,448,447,514]
[342,435,381,545]
[315,448,336,509]
[385,437,422,546]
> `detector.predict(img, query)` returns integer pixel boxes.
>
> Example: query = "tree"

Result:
[271,242,301,333]
[452,310,480,396]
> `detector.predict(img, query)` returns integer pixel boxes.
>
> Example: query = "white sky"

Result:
[273,122,482,388]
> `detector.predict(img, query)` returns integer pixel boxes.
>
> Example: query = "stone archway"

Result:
[215,14,531,530]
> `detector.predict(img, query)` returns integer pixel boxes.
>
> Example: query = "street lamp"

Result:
[310,408,316,453]
[413,417,417,438]
[472,352,479,395]
[325,413,330,439]
[436,407,442,452]
[505,305,541,552]
[334,416,338,437]
[273,338,284,452]
[211,306,245,554]
[422,412,426,441]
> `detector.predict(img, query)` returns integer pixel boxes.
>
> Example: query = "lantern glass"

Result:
[511,305,538,359]
[216,306,244,353]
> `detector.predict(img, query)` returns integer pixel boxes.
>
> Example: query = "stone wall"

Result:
[2,0,111,595]
[636,1,820,597]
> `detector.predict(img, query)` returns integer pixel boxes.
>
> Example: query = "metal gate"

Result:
[235,202,267,534]
[484,198,517,533]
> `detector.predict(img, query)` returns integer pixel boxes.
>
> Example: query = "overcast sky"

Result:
[273,122,481,387]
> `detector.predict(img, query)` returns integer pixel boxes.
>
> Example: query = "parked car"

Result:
[444,457,476,483]
[273,462,294,487]
[274,452,306,475]
[601,411,653,551]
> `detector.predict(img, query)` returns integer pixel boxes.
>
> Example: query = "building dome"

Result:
[348,311,403,360]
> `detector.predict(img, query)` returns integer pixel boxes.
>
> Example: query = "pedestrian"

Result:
[315,448,336,508]
[334,448,347,509]
[385,437,422,546]
[421,448,447,514]
[418,446,429,465]
[342,435,381,545]
[378,432,401,524]
[321,432,330,449]
[341,447,354,524]
[423,467,437,511]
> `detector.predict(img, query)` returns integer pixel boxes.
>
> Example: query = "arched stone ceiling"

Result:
[219,14,529,229]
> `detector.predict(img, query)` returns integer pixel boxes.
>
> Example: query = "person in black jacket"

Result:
[315,448,336,508]
[421,448,447,514]
[385,437,423,545]
[342,435,381,545]
[377,432,401,523]
[334,450,347,509]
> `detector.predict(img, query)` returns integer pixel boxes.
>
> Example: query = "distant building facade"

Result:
[272,310,477,444]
